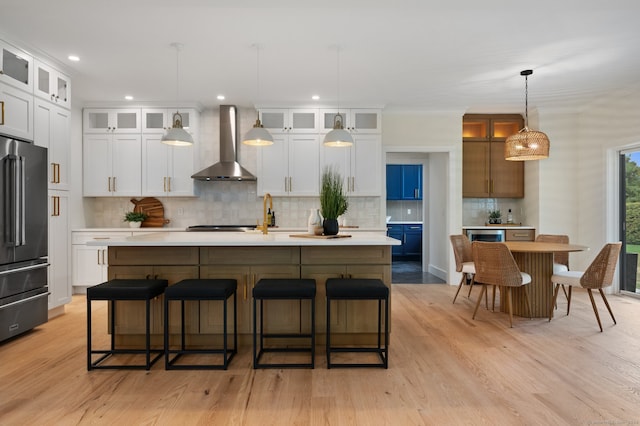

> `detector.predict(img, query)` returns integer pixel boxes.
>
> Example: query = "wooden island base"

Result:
[106,245,392,347]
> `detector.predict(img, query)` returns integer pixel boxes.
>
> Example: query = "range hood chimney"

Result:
[191,105,257,181]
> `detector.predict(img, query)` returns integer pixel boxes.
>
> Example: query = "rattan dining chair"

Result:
[535,234,570,272]
[536,234,570,305]
[471,241,532,327]
[548,242,621,332]
[449,235,477,304]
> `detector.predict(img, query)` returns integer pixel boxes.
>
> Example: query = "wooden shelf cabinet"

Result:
[463,114,524,198]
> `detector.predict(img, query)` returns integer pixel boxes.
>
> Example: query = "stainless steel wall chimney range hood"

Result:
[191,105,257,181]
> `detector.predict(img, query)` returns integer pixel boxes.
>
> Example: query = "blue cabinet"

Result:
[403,224,423,257]
[386,164,422,200]
[387,223,422,259]
[386,224,404,257]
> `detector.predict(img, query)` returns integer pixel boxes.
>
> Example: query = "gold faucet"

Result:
[258,192,273,234]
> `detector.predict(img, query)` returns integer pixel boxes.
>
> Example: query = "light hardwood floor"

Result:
[2,284,640,425]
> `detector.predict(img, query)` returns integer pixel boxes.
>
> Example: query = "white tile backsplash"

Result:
[462,198,525,225]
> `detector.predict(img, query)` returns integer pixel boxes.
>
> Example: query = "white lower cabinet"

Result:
[48,191,71,310]
[71,231,133,293]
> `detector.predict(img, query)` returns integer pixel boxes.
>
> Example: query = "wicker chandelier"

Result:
[505,70,549,161]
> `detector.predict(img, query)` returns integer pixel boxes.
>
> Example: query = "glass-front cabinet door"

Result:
[0,40,33,91]
[83,109,141,133]
[142,108,195,134]
[259,108,318,134]
[35,60,71,109]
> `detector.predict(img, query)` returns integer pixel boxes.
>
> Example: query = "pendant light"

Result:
[242,44,273,146]
[505,70,549,161]
[323,46,353,147]
[162,42,194,147]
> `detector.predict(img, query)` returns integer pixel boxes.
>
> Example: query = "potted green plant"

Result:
[124,211,147,228]
[320,166,348,235]
[488,210,502,224]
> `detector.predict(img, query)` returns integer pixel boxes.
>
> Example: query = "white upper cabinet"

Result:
[34,99,70,190]
[142,135,195,196]
[142,108,197,135]
[83,108,141,133]
[320,108,381,134]
[259,108,319,134]
[0,82,34,140]
[257,134,319,196]
[83,133,142,196]
[320,134,382,196]
[0,41,33,92]
[34,60,71,109]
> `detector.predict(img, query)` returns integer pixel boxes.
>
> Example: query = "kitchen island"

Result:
[89,232,400,347]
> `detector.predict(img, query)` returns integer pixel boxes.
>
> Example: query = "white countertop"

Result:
[73,226,388,233]
[86,231,401,247]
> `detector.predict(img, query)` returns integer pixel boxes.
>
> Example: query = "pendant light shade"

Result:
[505,70,549,161]
[323,113,353,147]
[243,120,274,146]
[243,44,273,146]
[324,46,353,147]
[162,42,193,147]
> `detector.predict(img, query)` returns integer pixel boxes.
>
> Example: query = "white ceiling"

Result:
[2,0,639,113]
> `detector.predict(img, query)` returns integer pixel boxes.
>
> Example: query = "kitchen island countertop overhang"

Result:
[87,231,401,247]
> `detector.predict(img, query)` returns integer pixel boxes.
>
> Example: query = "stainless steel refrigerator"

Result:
[0,134,49,342]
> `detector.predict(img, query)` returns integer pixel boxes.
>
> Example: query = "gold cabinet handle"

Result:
[0,101,4,125]
[163,177,166,192]
[50,163,56,184]
[167,177,171,192]
[113,177,117,192]
[108,177,112,192]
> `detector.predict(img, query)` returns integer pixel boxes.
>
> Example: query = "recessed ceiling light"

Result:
[217,95,225,100]
[124,95,133,101]
[312,95,320,101]
[68,55,80,62]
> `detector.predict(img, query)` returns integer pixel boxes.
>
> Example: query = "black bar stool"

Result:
[87,278,167,370]
[252,278,316,369]
[325,278,389,369]
[164,279,237,370]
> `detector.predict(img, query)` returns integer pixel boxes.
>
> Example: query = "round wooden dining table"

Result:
[502,241,588,317]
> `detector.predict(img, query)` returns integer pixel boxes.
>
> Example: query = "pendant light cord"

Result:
[524,73,528,128]
[336,46,341,114]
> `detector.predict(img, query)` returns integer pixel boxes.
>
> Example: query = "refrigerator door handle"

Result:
[0,262,49,276]
[4,154,21,247]
[18,155,26,246]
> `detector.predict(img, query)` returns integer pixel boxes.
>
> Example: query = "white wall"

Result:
[382,111,462,284]
[573,88,640,274]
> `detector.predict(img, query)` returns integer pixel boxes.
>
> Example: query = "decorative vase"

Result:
[129,221,142,228]
[308,208,322,235]
[323,218,339,236]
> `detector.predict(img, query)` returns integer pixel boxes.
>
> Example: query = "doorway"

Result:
[619,150,640,293]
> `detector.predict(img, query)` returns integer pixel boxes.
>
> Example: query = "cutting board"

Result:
[289,234,352,239]
[130,197,171,227]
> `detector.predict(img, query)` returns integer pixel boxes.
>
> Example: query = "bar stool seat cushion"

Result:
[253,279,316,299]
[88,279,167,300]
[165,279,236,300]
[326,278,389,299]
